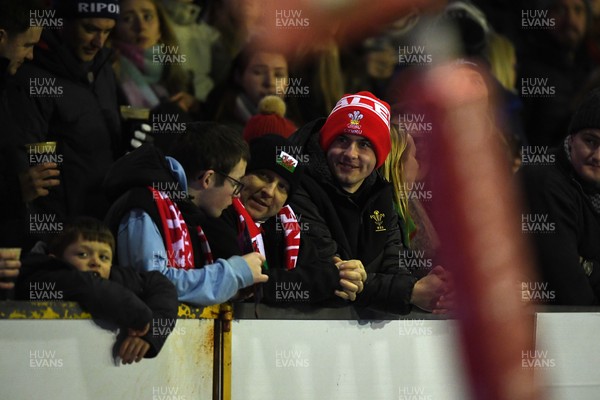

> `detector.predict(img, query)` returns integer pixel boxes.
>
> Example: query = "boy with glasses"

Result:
[104,122,268,306]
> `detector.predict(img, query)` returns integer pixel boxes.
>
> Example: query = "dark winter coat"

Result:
[202,206,346,307]
[518,148,600,305]
[0,57,30,247]
[288,118,417,314]
[10,29,123,220]
[15,252,178,358]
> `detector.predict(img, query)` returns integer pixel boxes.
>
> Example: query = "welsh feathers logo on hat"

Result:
[347,111,364,133]
[349,111,363,125]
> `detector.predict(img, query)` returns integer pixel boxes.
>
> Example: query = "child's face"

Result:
[62,238,113,279]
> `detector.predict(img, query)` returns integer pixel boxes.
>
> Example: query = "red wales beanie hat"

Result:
[320,91,392,168]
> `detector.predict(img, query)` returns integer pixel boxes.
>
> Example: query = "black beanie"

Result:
[55,0,120,20]
[569,88,600,135]
[247,134,304,199]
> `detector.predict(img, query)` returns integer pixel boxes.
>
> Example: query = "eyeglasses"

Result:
[215,171,244,196]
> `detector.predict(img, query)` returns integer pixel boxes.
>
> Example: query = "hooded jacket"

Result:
[518,147,600,305]
[10,29,122,220]
[103,144,254,306]
[16,251,178,358]
[288,118,417,314]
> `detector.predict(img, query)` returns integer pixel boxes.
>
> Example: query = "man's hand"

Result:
[333,256,367,301]
[242,252,269,284]
[0,257,21,290]
[118,336,150,364]
[170,92,200,114]
[410,265,451,312]
[127,323,150,337]
[19,163,60,202]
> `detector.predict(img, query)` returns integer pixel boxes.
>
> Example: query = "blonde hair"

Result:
[380,124,411,223]
[484,33,517,92]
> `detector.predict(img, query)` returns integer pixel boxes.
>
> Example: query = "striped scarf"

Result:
[150,186,214,269]
[232,198,300,270]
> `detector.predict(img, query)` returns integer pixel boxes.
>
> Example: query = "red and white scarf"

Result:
[232,198,300,270]
[150,186,214,269]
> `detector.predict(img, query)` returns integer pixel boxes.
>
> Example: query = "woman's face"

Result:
[115,0,162,49]
[239,51,288,106]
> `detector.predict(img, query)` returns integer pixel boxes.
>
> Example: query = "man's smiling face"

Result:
[326,134,377,193]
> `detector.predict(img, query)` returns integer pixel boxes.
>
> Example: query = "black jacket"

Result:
[103,144,207,267]
[202,206,346,307]
[517,32,593,147]
[15,252,178,358]
[518,148,600,305]
[0,57,30,247]
[10,29,123,220]
[288,118,417,314]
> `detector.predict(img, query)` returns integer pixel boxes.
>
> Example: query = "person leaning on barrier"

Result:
[103,122,268,307]
[15,217,179,365]
[518,87,600,305]
[288,91,451,314]
[202,134,367,306]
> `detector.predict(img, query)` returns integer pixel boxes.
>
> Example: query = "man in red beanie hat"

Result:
[289,91,450,315]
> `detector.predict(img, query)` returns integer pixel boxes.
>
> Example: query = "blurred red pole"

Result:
[417,64,543,400]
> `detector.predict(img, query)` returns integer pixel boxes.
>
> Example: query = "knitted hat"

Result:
[243,96,297,143]
[55,0,120,20]
[247,134,304,199]
[320,91,392,168]
[569,88,600,135]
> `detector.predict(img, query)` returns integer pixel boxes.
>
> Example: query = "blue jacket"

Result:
[104,145,254,306]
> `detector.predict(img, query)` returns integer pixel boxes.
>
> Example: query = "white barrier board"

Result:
[0,319,214,400]
[535,312,600,400]
[231,319,470,400]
